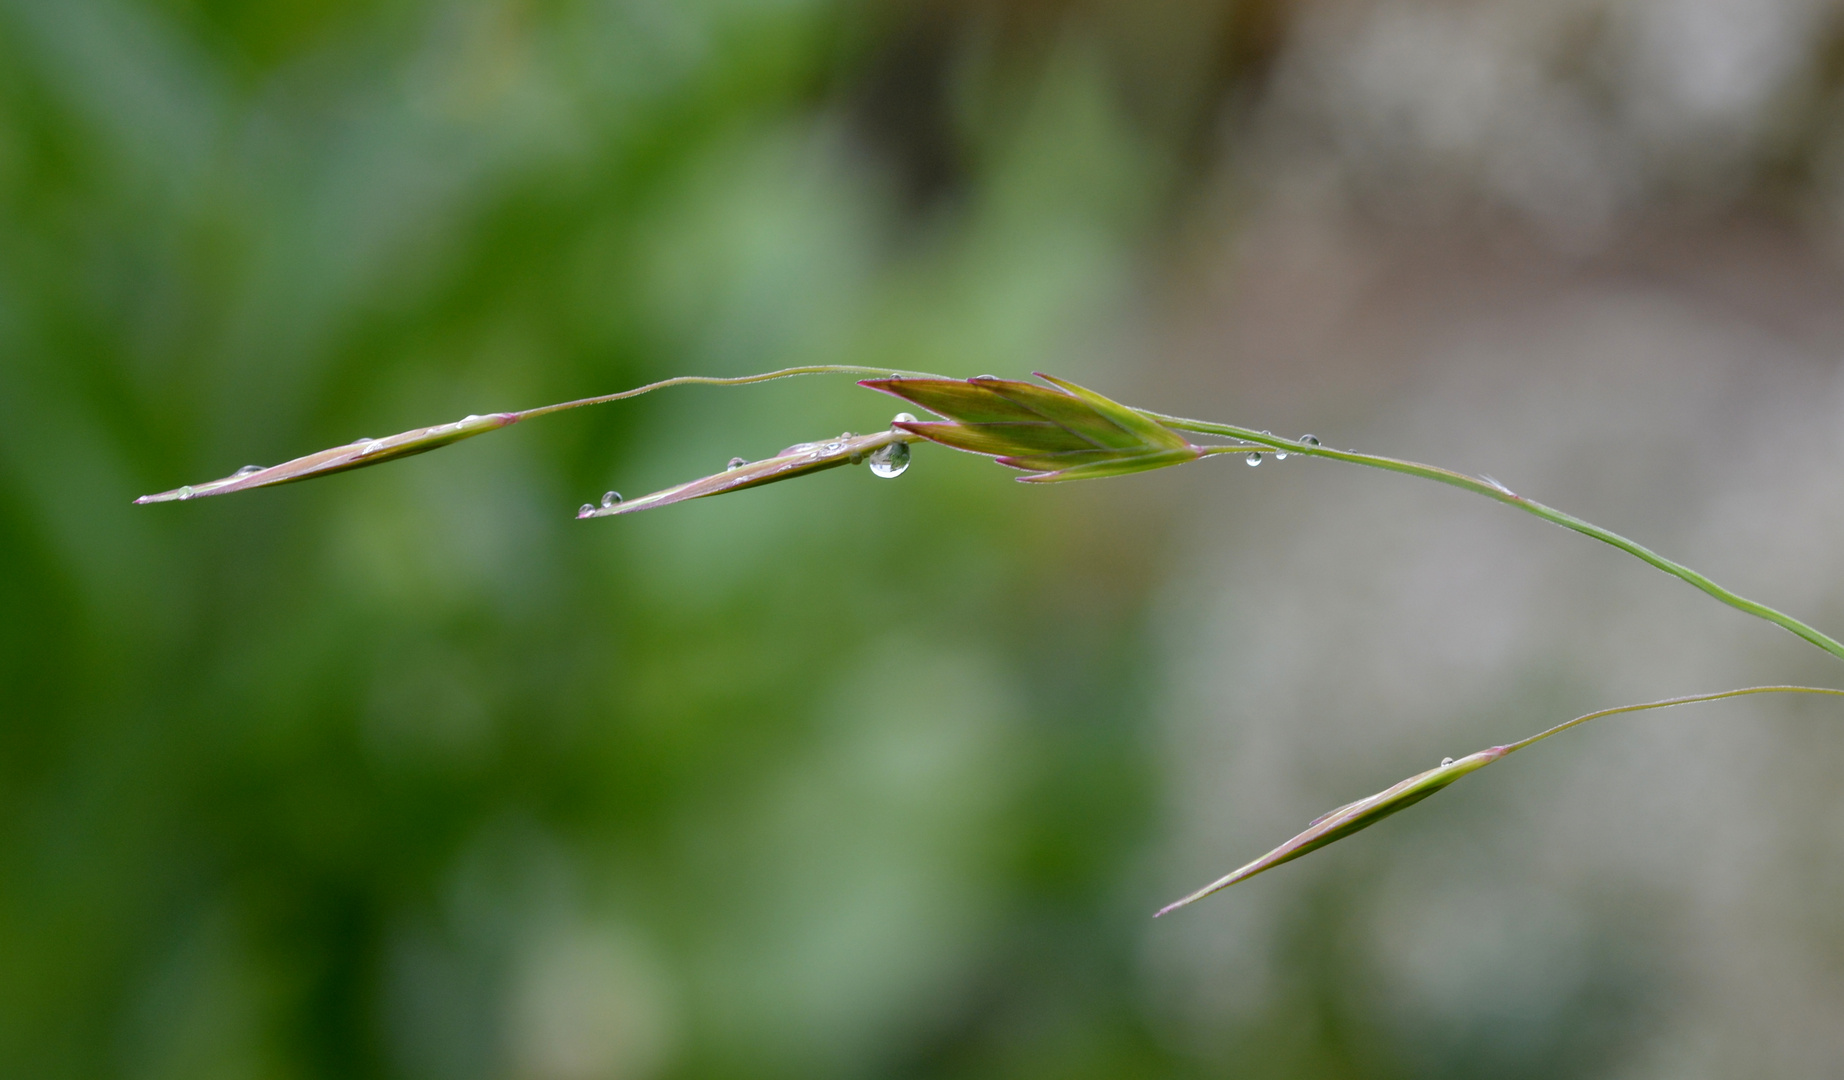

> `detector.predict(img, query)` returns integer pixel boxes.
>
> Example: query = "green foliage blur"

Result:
[0,2,1250,1076]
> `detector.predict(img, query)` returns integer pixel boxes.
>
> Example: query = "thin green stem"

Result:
[1502,685,1844,755]
[514,365,943,421]
[1149,411,1844,664]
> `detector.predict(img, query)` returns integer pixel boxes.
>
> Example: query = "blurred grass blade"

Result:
[1155,746,1511,917]
[134,412,520,503]
[580,429,910,518]
[862,373,1203,481]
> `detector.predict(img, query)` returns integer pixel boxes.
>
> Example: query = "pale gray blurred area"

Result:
[1143,0,1844,1073]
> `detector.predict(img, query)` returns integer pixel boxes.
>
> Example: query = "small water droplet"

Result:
[601,491,622,509]
[869,440,910,478]
[578,503,596,518]
[824,442,842,453]
[177,485,195,500]
[840,432,853,440]
[358,439,385,455]
[727,456,748,470]
[233,464,264,477]
[1245,452,1262,467]
[1300,434,1321,448]
[973,374,998,381]
[1441,757,1455,767]
[462,414,482,423]
[892,412,916,425]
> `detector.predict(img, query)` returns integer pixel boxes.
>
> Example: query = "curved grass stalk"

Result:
[136,365,1844,910]
[510,365,945,420]
[1155,685,1844,916]
[1145,411,1844,664]
[139,366,1844,667]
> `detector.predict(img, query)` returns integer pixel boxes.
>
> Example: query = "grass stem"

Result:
[1149,412,1844,664]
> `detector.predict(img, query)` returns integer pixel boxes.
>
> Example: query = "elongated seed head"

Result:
[860,374,1204,482]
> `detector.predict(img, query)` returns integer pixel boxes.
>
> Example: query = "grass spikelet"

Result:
[861,373,1209,481]
[1155,685,1844,916]
[133,365,937,505]
[1155,746,1511,916]
[577,429,913,517]
[134,413,521,503]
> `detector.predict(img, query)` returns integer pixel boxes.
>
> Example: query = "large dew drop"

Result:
[868,440,910,479]
[233,464,265,477]
[1245,452,1262,467]
[601,491,622,509]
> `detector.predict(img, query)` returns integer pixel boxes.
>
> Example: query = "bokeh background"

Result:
[7,0,1844,1076]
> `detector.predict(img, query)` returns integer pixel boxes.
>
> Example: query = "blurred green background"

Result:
[9,0,1844,1076]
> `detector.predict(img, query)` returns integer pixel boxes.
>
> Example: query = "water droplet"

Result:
[177,485,195,500]
[601,491,621,509]
[1300,434,1321,448]
[578,503,596,518]
[727,457,748,470]
[840,432,853,440]
[462,414,482,423]
[824,442,842,453]
[869,440,910,478]
[892,412,916,425]
[1441,757,1455,767]
[233,464,264,477]
[1245,452,1262,467]
[973,374,998,381]
[358,439,385,455]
